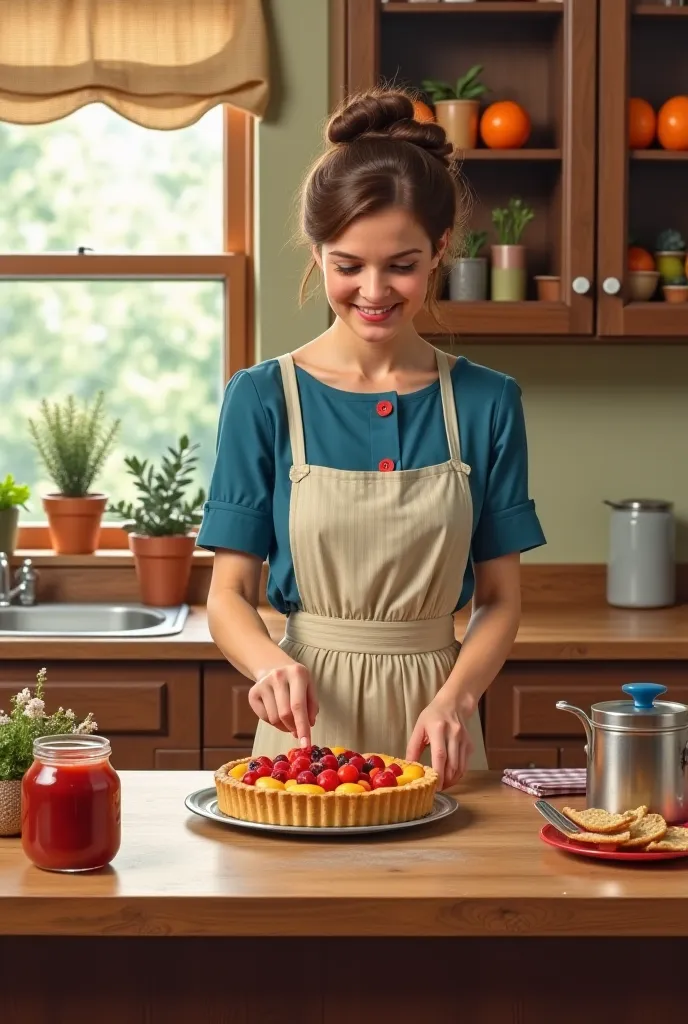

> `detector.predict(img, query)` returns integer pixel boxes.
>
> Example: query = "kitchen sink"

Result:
[0,603,189,637]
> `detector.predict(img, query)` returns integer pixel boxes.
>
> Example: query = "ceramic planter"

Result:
[534,275,560,302]
[0,506,19,555]
[655,251,686,284]
[491,245,527,301]
[448,257,487,301]
[129,533,196,607]
[42,493,107,555]
[662,285,688,304]
[0,779,22,837]
[434,99,480,150]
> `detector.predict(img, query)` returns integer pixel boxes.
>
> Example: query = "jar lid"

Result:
[609,498,673,511]
[591,683,688,729]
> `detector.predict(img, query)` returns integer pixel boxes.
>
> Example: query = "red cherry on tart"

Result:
[320,754,338,771]
[337,764,360,784]
[366,755,385,772]
[319,747,333,757]
[348,755,365,772]
[242,771,260,786]
[387,763,403,778]
[372,770,398,789]
[254,765,272,779]
[273,754,289,765]
[271,770,289,783]
[296,771,317,786]
[256,756,273,768]
[309,762,325,776]
[291,757,311,775]
[316,769,340,792]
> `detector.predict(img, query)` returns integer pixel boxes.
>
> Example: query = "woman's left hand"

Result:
[406,693,473,790]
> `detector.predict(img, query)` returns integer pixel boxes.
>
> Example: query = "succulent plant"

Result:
[460,230,488,259]
[665,274,688,287]
[491,198,535,246]
[421,65,488,103]
[655,229,686,253]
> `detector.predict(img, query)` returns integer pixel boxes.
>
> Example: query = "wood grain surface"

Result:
[2,771,688,938]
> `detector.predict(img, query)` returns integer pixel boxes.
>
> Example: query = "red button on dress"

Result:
[378,458,395,472]
[376,400,393,417]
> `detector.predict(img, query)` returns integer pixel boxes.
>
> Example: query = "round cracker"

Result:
[645,826,688,852]
[619,812,667,849]
[562,806,635,834]
[564,830,631,845]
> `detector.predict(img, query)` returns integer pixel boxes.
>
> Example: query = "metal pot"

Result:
[557,683,688,822]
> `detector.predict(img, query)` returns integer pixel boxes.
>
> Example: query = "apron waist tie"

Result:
[284,611,457,655]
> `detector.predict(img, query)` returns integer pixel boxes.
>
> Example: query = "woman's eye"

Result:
[334,265,361,275]
[391,263,417,273]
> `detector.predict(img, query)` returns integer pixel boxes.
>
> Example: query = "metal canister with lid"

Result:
[604,498,675,608]
[557,683,688,822]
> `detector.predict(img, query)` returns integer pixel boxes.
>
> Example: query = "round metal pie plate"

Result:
[185,787,458,836]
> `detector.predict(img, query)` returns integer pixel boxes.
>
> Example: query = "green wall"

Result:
[254,3,688,565]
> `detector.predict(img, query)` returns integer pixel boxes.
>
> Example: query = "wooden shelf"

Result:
[383,2,564,13]
[633,4,688,16]
[460,148,561,160]
[415,299,571,336]
[631,149,688,160]
[615,301,688,336]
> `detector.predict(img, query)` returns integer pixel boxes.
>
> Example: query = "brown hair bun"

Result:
[327,90,454,166]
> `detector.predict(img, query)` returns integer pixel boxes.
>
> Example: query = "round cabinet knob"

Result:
[572,276,591,295]
[602,277,622,296]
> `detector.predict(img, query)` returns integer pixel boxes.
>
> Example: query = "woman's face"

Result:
[317,207,447,343]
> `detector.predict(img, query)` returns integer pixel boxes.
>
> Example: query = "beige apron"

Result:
[253,348,488,769]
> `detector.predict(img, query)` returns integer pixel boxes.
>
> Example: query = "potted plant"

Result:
[27,391,120,555]
[662,274,688,304]
[0,475,30,557]
[490,197,535,302]
[0,667,97,836]
[108,435,206,607]
[421,65,488,150]
[655,229,686,285]
[449,229,488,301]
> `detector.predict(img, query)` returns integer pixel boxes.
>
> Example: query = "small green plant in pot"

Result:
[655,229,686,285]
[490,197,535,302]
[449,229,488,302]
[0,475,30,557]
[421,65,488,150]
[0,667,97,836]
[662,273,688,304]
[27,391,120,555]
[108,435,206,607]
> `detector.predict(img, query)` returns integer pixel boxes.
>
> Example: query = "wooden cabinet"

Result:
[336,0,688,342]
[484,661,688,769]
[202,662,255,769]
[0,662,201,770]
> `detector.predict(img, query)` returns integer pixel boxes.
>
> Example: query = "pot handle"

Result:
[622,683,667,709]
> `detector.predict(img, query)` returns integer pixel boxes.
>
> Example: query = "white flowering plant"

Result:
[0,667,98,781]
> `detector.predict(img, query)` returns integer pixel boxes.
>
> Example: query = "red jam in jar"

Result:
[21,735,121,872]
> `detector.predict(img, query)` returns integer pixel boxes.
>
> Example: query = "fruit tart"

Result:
[214,745,438,827]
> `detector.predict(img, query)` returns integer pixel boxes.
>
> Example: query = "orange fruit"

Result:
[480,101,531,149]
[657,95,688,151]
[412,98,435,123]
[255,776,285,790]
[401,764,425,780]
[628,246,655,272]
[628,98,656,149]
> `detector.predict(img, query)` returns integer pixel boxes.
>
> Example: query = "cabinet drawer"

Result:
[0,661,200,770]
[485,662,688,746]
[203,664,256,747]
[487,747,559,771]
[559,745,588,769]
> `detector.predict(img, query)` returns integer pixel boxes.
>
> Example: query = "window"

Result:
[0,103,252,536]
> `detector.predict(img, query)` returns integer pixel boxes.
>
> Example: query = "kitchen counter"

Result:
[1,771,685,1022]
[2,601,688,660]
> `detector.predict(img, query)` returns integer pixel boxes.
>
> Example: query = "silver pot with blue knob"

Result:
[557,683,688,822]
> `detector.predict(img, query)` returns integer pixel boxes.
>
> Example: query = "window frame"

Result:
[10,105,253,550]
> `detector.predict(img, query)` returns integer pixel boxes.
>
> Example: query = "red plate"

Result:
[540,822,688,861]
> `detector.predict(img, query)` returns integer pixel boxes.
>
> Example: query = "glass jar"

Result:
[21,735,121,872]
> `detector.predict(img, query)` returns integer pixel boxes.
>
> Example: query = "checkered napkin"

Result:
[501,768,587,797]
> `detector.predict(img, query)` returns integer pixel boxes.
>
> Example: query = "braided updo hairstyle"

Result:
[300,89,466,307]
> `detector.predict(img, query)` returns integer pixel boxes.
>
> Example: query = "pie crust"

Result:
[214,754,438,828]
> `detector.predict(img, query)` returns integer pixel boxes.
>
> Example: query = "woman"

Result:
[197,90,546,789]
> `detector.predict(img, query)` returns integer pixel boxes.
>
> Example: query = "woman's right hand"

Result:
[248,663,319,747]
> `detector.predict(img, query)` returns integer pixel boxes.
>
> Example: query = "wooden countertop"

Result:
[2,771,687,938]
[3,602,688,660]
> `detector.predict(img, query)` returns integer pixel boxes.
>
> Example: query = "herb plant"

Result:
[421,65,488,103]
[491,198,535,246]
[0,474,30,511]
[460,230,488,259]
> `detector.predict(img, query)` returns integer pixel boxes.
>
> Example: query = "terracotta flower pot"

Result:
[128,533,196,607]
[434,99,480,150]
[0,506,19,556]
[42,494,107,555]
[491,245,527,301]
[662,284,688,304]
[0,779,22,837]
[534,275,561,302]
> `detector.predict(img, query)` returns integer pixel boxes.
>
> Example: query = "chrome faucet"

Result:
[0,553,38,608]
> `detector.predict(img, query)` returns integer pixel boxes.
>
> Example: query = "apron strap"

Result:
[435,349,462,463]
[278,354,307,467]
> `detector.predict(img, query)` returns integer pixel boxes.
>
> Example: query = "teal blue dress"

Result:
[197,355,546,611]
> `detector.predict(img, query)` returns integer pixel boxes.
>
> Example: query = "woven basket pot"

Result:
[0,779,22,837]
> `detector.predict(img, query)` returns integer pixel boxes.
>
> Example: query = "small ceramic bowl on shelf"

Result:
[628,270,660,301]
[534,275,560,301]
[662,284,688,304]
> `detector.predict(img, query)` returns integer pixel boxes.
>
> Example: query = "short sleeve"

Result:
[471,376,546,563]
[196,370,274,559]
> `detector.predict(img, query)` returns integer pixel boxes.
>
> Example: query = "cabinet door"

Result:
[344,0,596,337]
[0,662,200,770]
[203,663,257,754]
[598,0,688,337]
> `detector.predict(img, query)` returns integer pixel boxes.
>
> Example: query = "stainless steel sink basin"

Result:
[0,603,189,637]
